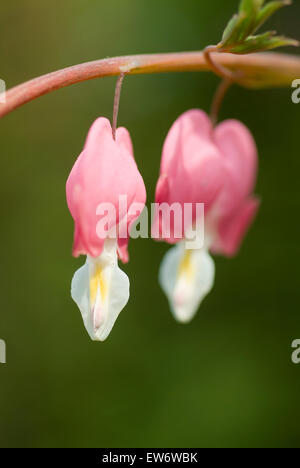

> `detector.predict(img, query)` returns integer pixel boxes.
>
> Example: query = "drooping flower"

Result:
[66,117,146,341]
[153,109,259,323]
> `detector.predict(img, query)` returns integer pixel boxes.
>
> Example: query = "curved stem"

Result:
[204,46,242,82]
[0,51,300,119]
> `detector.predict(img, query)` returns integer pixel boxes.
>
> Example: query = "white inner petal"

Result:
[159,241,215,323]
[71,239,130,341]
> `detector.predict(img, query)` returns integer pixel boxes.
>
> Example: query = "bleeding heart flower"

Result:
[154,109,259,323]
[66,117,146,341]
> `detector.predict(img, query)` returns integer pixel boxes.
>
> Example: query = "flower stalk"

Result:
[1,51,300,119]
[210,79,233,126]
[112,72,126,140]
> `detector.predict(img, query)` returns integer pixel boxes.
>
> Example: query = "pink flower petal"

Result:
[66,117,146,260]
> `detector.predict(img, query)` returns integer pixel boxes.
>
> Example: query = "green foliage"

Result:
[220,0,298,53]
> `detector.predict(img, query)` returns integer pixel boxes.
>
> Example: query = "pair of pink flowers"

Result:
[66,110,259,341]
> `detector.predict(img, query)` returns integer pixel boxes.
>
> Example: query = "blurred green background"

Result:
[0,0,300,448]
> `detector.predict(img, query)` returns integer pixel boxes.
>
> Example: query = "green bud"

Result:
[220,0,297,55]
[230,32,299,53]
[254,1,292,32]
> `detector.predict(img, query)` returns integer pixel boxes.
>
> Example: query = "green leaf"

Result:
[219,0,298,55]
[229,31,274,53]
[239,0,264,15]
[222,0,285,48]
[237,12,258,40]
[222,14,239,43]
[254,1,291,32]
[222,13,249,46]
[222,12,261,47]
[230,32,299,53]
[261,35,299,49]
